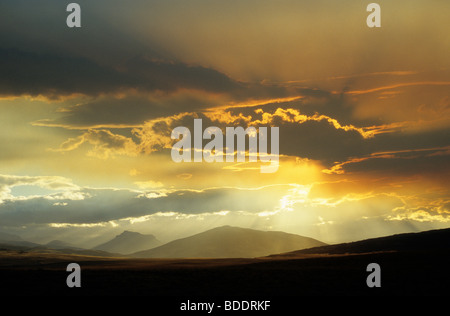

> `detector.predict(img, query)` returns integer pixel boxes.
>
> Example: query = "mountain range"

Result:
[0,232,39,248]
[2,226,450,296]
[2,226,450,259]
[131,225,326,258]
[93,230,162,255]
[0,225,325,258]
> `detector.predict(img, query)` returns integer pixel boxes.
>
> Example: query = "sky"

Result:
[0,0,449,247]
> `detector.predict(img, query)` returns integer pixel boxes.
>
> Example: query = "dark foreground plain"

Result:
[1,228,449,298]
[0,250,449,297]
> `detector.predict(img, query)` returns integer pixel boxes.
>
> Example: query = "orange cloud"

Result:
[344,81,450,96]
[52,129,139,159]
[322,146,450,175]
[207,107,377,139]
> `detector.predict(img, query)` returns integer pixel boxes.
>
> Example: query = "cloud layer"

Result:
[0,0,448,245]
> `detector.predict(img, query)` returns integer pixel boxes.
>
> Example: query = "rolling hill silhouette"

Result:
[131,225,326,258]
[93,230,162,255]
[2,227,450,296]
[45,240,79,250]
[272,227,450,257]
[0,232,39,248]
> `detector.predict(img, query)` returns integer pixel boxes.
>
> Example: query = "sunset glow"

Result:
[0,0,449,248]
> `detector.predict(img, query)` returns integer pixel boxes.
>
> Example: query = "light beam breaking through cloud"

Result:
[0,0,449,245]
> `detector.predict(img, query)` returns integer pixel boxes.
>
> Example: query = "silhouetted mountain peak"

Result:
[93,230,162,255]
[117,230,156,238]
[132,225,326,258]
[46,240,70,248]
[0,232,23,242]
[118,230,139,237]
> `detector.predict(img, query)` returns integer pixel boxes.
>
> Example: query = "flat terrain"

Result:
[1,249,449,297]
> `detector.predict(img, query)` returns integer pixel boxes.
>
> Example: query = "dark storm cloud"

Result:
[47,97,202,127]
[0,1,357,127]
[0,0,277,101]
[2,0,446,179]
[125,56,242,94]
[0,48,125,97]
[0,48,243,98]
[206,101,450,172]
[227,89,374,126]
[35,85,324,128]
[278,120,367,164]
[80,106,449,176]
[278,118,450,169]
